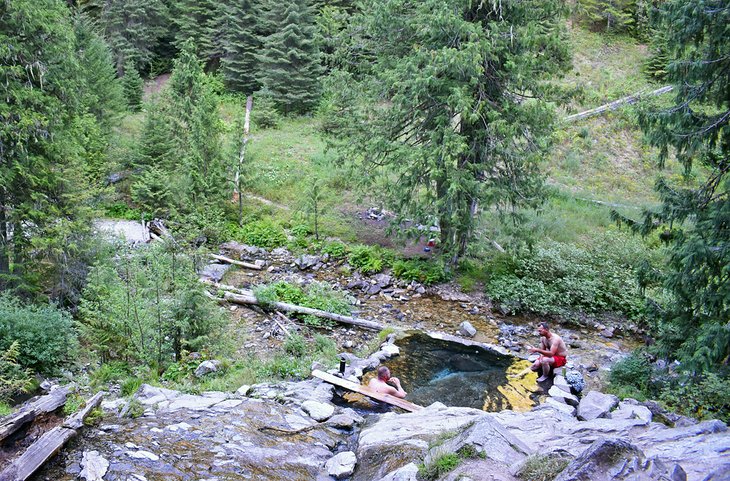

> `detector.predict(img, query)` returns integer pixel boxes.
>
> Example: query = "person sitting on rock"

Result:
[527,322,568,382]
[368,366,407,398]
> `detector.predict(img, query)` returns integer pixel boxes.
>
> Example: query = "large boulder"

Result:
[554,438,686,481]
[301,400,335,422]
[577,391,619,421]
[80,451,109,481]
[194,360,221,378]
[353,403,485,481]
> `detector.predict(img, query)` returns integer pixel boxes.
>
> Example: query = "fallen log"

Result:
[564,85,673,122]
[209,253,264,270]
[199,279,254,296]
[223,292,384,331]
[0,386,69,443]
[0,391,104,481]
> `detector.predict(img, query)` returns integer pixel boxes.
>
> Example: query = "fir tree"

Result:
[257,0,323,114]
[84,0,170,75]
[576,0,635,33]
[173,0,218,63]
[218,0,260,93]
[121,61,144,111]
[326,0,570,265]
[617,0,730,371]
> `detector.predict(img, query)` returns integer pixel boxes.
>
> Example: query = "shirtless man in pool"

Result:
[528,322,568,382]
[368,366,407,398]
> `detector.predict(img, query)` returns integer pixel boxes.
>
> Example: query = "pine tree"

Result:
[576,0,635,33]
[218,0,260,93]
[326,0,570,265]
[617,0,730,371]
[121,61,144,111]
[0,0,105,301]
[257,0,323,114]
[173,0,218,63]
[84,0,170,75]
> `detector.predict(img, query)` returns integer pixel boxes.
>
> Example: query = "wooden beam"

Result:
[209,253,264,270]
[0,387,69,443]
[311,369,423,413]
[223,292,384,331]
[0,391,105,481]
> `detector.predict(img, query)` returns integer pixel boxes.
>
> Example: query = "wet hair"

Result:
[538,321,550,330]
[377,366,391,380]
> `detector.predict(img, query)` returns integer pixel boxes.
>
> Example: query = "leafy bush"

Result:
[237,219,287,249]
[321,241,348,259]
[393,259,449,285]
[252,90,282,129]
[486,234,647,318]
[348,245,385,274]
[254,281,306,308]
[103,202,146,221]
[0,294,78,374]
[0,341,34,403]
[255,281,353,328]
[284,334,307,357]
[609,352,653,393]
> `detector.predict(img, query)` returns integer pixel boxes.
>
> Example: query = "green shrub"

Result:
[392,259,449,285]
[609,351,653,393]
[64,394,84,415]
[103,202,146,221]
[254,281,306,308]
[348,245,385,274]
[0,341,34,402]
[254,281,352,327]
[91,361,130,386]
[658,372,730,423]
[418,452,461,481]
[284,334,307,357]
[238,219,287,249]
[0,294,78,374]
[121,377,143,397]
[322,241,348,259]
[517,453,570,481]
[0,402,12,416]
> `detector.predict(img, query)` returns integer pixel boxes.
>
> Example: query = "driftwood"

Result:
[311,370,423,412]
[564,85,673,122]
[0,387,69,443]
[209,253,264,270]
[222,291,384,331]
[0,392,104,481]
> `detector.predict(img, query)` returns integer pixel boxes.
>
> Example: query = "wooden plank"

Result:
[0,387,69,443]
[311,369,423,413]
[0,391,105,481]
[0,426,76,481]
[209,253,264,270]
[224,292,384,331]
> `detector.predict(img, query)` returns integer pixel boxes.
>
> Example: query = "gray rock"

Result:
[458,321,477,338]
[549,386,579,407]
[381,344,400,356]
[367,284,382,295]
[325,451,357,479]
[236,384,251,396]
[301,400,335,421]
[554,438,685,481]
[126,450,160,461]
[553,375,572,394]
[702,465,730,481]
[577,391,619,421]
[199,263,230,282]
[611,402,652,424]
[540,397,577,417]
[375,274,393,288]
[375,463,420,481]
[80,450,109,481]
[295,254,322,270]
[194,360,221,378]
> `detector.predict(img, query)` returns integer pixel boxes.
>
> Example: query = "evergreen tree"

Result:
[173,0,218,62]
[258,0,323,114]
[576,0,635,32]
[326,0,570,265]
[618,0,730,371]
[218,0,260,93]
[0,0,104,302]
[84,0,170,75]
[121,61,144,111]
[74,14,125,126]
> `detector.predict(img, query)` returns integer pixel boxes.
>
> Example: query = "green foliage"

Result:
[173,0,218,61]
[284,334,307,357]
[575,0,636,33]
[619,0,730,372]
[0,403,12,417]
[517,453,570,481]
[0,341,34,403]
[486,233,648,317]
[254,281,353,327]
[254,281,306,307]
[121,377,143,397]
[218,0,260,93]
[392,259,449,286]
[121,61,144,111]
[251,90,283,129]
[0,294,78,374]
[103,203,146,221]
[64,394,85,416]
[125,398,145,418]
[418,453,461,481]
[326,0,570,265]
[321,241,348,259]
[78,243,225,369]
[235,219,288,249]
[348,245,385,274]
[257,0,323,114]
[609,351,653,394]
